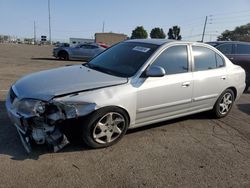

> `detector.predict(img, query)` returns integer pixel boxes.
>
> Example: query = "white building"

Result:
[69,38,94,46]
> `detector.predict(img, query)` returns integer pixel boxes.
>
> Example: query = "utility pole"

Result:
[102,21,105,33]
[201,16,208,42]
[48,0,52,44]
[33,21,36,44]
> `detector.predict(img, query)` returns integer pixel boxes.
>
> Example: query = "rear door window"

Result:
[216,44,233,54]
[80,45,87,49]
[236,44,250,54]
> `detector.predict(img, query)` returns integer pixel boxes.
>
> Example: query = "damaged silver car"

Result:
[6,39,246,153]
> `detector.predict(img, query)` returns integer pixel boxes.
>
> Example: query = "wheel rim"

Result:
[93,112,125,144]
[219,92,233,115]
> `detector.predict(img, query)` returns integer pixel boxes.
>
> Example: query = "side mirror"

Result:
[146,66,166,77]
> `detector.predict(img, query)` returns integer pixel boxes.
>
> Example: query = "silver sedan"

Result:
[53,43,105,61]
[6,39,246,153]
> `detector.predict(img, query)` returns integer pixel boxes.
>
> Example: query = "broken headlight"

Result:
[53,101,96,119]
[13,99,46,117]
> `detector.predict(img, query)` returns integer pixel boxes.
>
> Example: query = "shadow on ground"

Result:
[0,100,214,161]
[237,103,250,115]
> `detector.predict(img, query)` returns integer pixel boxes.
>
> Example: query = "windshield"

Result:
[85,42,159,77]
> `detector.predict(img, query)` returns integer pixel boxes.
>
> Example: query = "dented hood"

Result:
[14,65,127,101]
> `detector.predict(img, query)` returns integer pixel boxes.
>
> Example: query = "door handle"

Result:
[221,76,226,80]
[182,82,190,87]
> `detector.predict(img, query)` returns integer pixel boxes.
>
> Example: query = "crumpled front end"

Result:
[5,86,96,153]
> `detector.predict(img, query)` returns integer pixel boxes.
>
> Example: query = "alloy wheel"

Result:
[219,92,233,115]
[92,112,125,144]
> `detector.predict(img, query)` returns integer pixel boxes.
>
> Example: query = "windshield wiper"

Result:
[84,64,115,75]
[83,63,90,67]
[83,63,128,78]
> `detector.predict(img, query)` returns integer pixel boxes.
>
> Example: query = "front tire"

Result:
[58,51,69,60]
[82,107,129,148]
[213,89,234,118]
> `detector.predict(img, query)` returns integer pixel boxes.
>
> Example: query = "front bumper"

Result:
[5,92,69,153]
[6,94,32,152]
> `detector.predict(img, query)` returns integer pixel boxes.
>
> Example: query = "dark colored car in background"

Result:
[207,41,250,91]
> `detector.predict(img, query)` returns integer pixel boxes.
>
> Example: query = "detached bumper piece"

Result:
[15,125,32,153]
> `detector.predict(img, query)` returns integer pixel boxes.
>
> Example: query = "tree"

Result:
[150,27,166,39]
[131,26,148,39]
[218,23,250,42]
[167,26,182,40]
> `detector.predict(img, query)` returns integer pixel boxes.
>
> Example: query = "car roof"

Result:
[125,39,205,46]
[125,39,176,45]
[207,41,250,45]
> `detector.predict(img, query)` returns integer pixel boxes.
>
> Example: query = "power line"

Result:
[211,14,250,21]
[211,9,250,16]
[211,19,250,25]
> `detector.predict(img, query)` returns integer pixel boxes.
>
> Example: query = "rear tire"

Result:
[82,107,129,148]
[244,85,249,92]
[213,89,234,118]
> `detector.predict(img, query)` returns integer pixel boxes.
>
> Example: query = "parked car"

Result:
[207,41,250,91]
[53,43,105,61]
[6,39,245,153]
[55,42,70,48]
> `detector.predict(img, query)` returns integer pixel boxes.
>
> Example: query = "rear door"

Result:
[234,43,250,86]
[191,45,228,110]
[88,45,104,59]
[78,44,92,59]
[71,44,92,59]
[234,44,250,74]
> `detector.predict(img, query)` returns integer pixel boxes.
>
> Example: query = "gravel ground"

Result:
[0,44,250,188]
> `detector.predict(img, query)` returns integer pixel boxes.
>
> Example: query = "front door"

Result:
[135,45,193,125]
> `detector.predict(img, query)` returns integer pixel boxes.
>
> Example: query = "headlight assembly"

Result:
[53,101,96,119]
[12,98,96,119]
[13,99,46,117]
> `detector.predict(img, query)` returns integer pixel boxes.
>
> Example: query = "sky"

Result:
[0,0,250,42]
